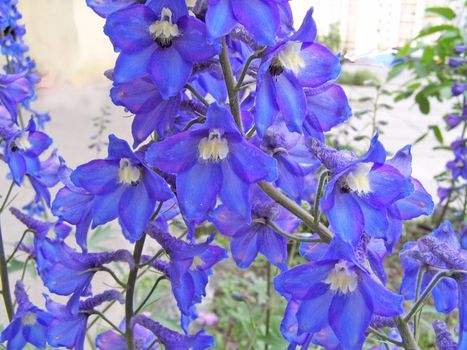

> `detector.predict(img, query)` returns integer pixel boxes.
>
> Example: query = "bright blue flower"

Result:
[446,138,466,180]
[70,134,173,242]
[0,281,52,350]
[253,122,320,201]
[452,82,467,96]
[0,73,32,122]
[255,8,340,136]
[147,222,227,331]
[86,0,140,18]
[146,103,277,222]
[400,221,465,315]
[3,119,52,185]
[104,1,220,98]
[205,0,291,46]
[131,314,214,350]
[309,135,414,247]
[275,240,404,349]
[110,76,182,146]
[211,185,298,270]
[47,290,124,350]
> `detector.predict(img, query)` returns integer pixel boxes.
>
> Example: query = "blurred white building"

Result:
[301,0,464,55]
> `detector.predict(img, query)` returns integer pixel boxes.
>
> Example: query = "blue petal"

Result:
[205,103,241,135]
[175,17,221,63]
[86,0,138,18]
[324,189,364,246]
[114,46,155,83]
[219,160,251,221]
[210,205,247,236]
[149,46,192,99]
[257,227,288,270]
[367,164,413,207]
[107,134,135,160]
[297,43,340,88]
[119,183,154,242]
[91,186,126,226]
[145,130,201,173]
[71,160,120,195]
[290,7,317,43]
[296,284,333,334]
[176,161,222,221]
[329,289,373,349]
[432,277,458,314]
[255,73,279,137]
[458,276,467,349]
[275,72,306,134]
[146,0,188,22]
[104,5,156,53]
[228,140,278,183]
[206,0,236,38]
[8,151,26,185]
[389,179,434,220]
[230,225,260,268]
[231,0,279,46]
[361,274,403,317]
[143,169,173,202]
[358,198,389,240]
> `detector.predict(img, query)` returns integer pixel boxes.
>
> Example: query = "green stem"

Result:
[6,229,32,264]
[87,266,127,289]
[264,263,272,350]
[313,171,330,228]
[219,37,243,133]
[185,83,210,107]
[368,327,404,347]
[94,310,125,336]
[413,266,426,341]
[394,316,419,350]
[259,182,333,242]
[0,220,14,320]
[125,235,146,350]
[0,182,15,214]
[135,275,166,314]
[235,47,265,91]
[267,220,322,243]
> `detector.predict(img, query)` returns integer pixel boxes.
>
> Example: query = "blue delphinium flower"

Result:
[3,119,52,185]
[275,239,404,349]
[0,73,32,122]
[0,281,52,350]
[47,290,124,350]
[132,314,214,350]
[104,0,220,98]
[146,103,277,222]
[400,221,464,315]
[211,185,298,270]
[308,135,414,247]
[147,222,227,331]
[110,76,182,146]
[253,122,320,201]
[446,138,466,180]
[71,134,173,242]
[205,0,291,46]
[255,8,340,136]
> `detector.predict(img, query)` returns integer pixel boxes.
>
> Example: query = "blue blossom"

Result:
[146,103,277,222]
[0,281,52,350]
[0,73,32,123]
[104,1,220,98]
[211,185,298,270]
[255,8,341,136]
[70,134,173,242]
[253,122,320,201]
[96,322,158,350]
[131,314,214,350]
[309,135,414,246]
[275,239,403,349]
[47,290,124,350]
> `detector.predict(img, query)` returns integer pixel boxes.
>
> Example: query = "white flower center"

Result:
[346,162,373,195]
[14,132,31,151]
[277,42,306,75]
[198,129,229,162]
[118,158,141,185]
[149,8,180,47]
[324,260,358,294]
[22,312,37,326]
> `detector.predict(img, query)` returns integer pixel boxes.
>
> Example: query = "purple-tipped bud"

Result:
[14,280,33,312]
[448,57,465,68]
[433,320,457,350]
[454,45,467,55]
[149,259,170,276]
[91,249,135,269]
[10,207,49,235]
[307,138,357,172]
[229,26,262,51]
[417,236,467,270]
[370,315,395,329]
[452,82,467,96]
[80,290,124,311]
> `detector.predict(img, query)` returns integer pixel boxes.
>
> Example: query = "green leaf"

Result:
[415,92,430,114]
[426,7,456,20]
[387,63,406,81]
[421,46,435,64]
[413,132,428,145]
[429,125,444,144]
[396,43,412,58]
[416,24,459,39]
